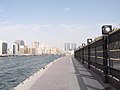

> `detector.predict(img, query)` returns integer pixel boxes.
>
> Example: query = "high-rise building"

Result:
[12,43,19,55]
[0,41,8,55]
[74,43,77,50]
[64,43,71,51]
[49,47,61,55]
[32,41,39,48]
[71,43,74,50]
[38,43,49,54]
[28,48,36,55]
[14,40,25,48]
[14,40,25,54]
[64,43,77,51]
[32,41,39,54]
[64,43,67,51]
[71,43,76,50]
[24,45,29,54]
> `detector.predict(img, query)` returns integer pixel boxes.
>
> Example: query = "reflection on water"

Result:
[0,55,61,90]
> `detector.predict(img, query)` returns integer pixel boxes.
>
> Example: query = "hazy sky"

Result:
[0,0,119,49]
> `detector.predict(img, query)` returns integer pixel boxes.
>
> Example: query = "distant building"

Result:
[64,43,77,51]
[32,41,39,54]
[71,43,76,50]
[38,43,49,54]
[64,43,67,51]
[32,41,39,48]
[0,41,8,55]
[12,43,19,55]
[49,47,61,55]
[28,48,36,55]
[19,47,24,55]
[24,45,29,54]
[74,43,77,50]
[64,43,70,51]
[14,40,25,54]
[14,40,25,48]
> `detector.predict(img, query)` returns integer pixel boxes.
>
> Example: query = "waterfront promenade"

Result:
[14,56,115,90]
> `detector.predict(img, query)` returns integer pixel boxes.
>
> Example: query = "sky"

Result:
[0,0,120,49]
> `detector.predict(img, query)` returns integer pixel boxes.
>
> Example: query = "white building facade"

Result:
[12,43,19,55]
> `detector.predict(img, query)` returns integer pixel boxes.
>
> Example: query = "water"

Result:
[0,55,61,90]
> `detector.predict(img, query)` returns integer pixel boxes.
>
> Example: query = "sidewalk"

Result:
[72,58,115,90]
[29,56,80,90]
[14,56,115,90]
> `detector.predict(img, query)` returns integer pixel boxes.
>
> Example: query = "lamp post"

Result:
[82,43,85,64]
[87,39,92,69]
[102,25,112,83]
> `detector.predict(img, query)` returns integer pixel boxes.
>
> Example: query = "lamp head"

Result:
[82,43,85,47]
[87,39,92,44]
[102,25,112,35]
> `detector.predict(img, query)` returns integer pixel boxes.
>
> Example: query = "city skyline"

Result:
[0,0,120,49]
[0,39,64,56]
[0,39,64,49]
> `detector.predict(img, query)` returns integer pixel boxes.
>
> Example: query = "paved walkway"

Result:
[29,56,80,90]
[28,56,115,90]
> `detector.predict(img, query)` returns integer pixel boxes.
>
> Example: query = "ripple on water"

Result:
[0,82,4,89]
[0,55,61,90]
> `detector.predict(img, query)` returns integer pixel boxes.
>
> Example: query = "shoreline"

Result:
[12,57,62,90]
[0,54,62,57]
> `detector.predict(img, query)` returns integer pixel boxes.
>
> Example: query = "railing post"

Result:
[80,49,82,63]
[79,50,80,62]
[87,39,92,69]
[95,41,97,68]
[103,35,108,83]
[88,45,90,69]
[74,51,76,58]
[82,43,85,64]
[82,47,84,64]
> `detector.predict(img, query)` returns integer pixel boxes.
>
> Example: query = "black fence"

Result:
[74,29,120,82]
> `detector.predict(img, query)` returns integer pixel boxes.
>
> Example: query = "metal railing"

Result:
[74,29,120,83]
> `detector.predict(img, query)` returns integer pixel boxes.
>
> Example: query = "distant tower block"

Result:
[0,41,8,55]
[64,43,77,51]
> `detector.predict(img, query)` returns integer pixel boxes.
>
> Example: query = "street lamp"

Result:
[87,39,92,44]
[102,25,112,35]
[102,25,112,83]
[82,43,85,47]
